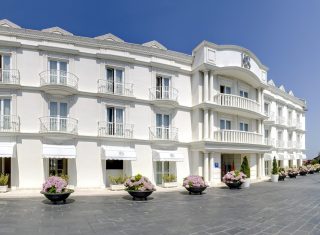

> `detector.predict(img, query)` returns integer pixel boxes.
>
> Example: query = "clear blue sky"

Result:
[0,0,318,158]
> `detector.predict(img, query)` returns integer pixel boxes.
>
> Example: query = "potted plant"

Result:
[162,174,178,188]
[278,168,286,181]
[109,175,127,191]
[0,173,9,193]
[222,170,246,189]
[240,156,250,188]
[287,167,299,178]
[124,174,156,200]
[306,165,315,174]
[299,166,308,176]
[183,175,208,194]
[41,176,74,204]
[314,164,320,173]
[271,157,279,182]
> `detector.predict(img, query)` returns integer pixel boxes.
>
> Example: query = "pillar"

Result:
[212,152,222,185]
[249,153,257,180]
[209,110,214,140]
[209,153,214,183]
[257,154,261,179]
[203,70,209,102]
[209,71,214,102]
[203,109,209,139]
[203,152,209,182]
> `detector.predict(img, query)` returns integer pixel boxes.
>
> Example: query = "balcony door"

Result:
[106,107,124,136]
[220,85,231,94]
[156,113,170,139]
[50,102,68,131]
[156,75,170,99]
[0,99,11,130]
[0,55,10,83]
[220,119,231,130]
[106,68,124,94]
[49,60,67,85]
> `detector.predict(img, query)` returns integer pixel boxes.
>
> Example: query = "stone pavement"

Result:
[0,175,319,235]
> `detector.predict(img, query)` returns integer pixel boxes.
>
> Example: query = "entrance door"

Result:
[0,158,11,187]
[49,159,68,176]
[0,55,10,83]
[156,76,170,99]
[49,102,68,131]
[49,60,67,85]
[155,161,175,185]
[156,114,170,139]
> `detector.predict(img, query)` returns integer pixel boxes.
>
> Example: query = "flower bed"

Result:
[183,175,208,194]
[41,176,74,204]
[124,174,155,200]
[222,170,246,189]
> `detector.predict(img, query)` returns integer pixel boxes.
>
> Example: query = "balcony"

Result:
[275,116,286,126]
[213,130,264,145]
[149,126,178,144]
[264,138,274,146]
[287,141,294,148]
[0,69,20,87]
[264,111,275,123]
[149,86,179,108]
[276,140,286,148]
[213,94,262,118]
[39,70,79,95]
[97,80,133,97]
[98,121,133,138]
[296,122,304,131]
[0,115,20,133]
[39,116,78,135]
[287,119,296,129]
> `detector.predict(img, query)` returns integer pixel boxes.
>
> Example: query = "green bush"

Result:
[109,175,128,185]
[162,174,177,183]
[0,173,9,186]
[311,159,319,165]
[272,157,278,175]
[240,156,250,178]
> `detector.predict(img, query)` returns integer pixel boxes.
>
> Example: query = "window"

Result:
[277,131,283,140]
[264,161,270,176]
[49,101,68,131]
[264,103,269,115]
[49,60,67,84]
[49,159,68,176]
[264,129,269,138]
[156,75,170,99]
[0,98,11,130]
[277,106,282,117]
[155,161,176,185]
[106,160,123,170]
[156,113,170,139]
[0,55,10,82]
[106,107,124,136]
[106,67,124,94]
[239,122,249,132]
[220,85,231,94]
[220,119,231,130]
[240,90,249,98]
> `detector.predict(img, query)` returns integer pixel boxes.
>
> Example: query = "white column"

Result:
[212,152,222,185]
[203,70,209,102]
[209,110,214,140]
[209,153,214,183]
[261,88,264,113]
[257,154,261,179]
[249,154,257,180]
[209,71,214,102]
[203,152,209,182]
[261,154,265,177]
[204,109,209,139]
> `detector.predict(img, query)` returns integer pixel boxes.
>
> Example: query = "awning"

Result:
[152,150,184,162]
[43,144,76,159]
[0,142,15,158]
[102,146,136,161]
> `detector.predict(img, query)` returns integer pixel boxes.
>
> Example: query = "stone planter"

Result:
[41,190,74,204]
[299,171,307,176]
[162,182,178,188]
[185,186,207,195]
[225,181,242,189]
[242,179,250,188]
[308,170,314,174]
[271,174,279,182]
[278,175,286,181]
[127,190,154,200]
[288,173,298,178]
[0,185,8,193]
[110,184,125,191]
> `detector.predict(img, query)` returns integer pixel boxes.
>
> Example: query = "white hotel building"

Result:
[0,19,306,189]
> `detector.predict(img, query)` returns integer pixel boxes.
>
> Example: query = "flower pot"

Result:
[163,182,178,188]
[288,173,297,178]
[127,190,154,200]
[110,184,125,191]
[271,174,279,182]
[242,179,250,188]
[278,175,286,181]
[0,185,8,193]
[308,170,314,174]
[41,189,74,204]
[185,186,207,194]
[299,171,307,176]
[225,181,242,189]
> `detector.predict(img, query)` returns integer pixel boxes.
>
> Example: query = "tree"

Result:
[240,156,250,178]
[272,157,278,175]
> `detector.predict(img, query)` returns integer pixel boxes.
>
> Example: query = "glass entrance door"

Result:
[49,159,68,176]
[155,161,175,185]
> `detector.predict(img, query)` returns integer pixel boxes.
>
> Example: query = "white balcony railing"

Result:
[296,142,303,149]
[296,122,303,130]
[149,86,178,101]
[0,115,20,132]
[264,111,275,121]
[264,138,274,146]
[98,80,133,96]
[214,130,263,145]
[149,126,178,141]
[276,116,286,125]
[98,121,133,138]
[214,94,260,113]
[287,119,296,128]
[39,116,78,134]
[276,140,286,148]
[287,141,294,148]
[39,70,79,89]
[0,69,20,85]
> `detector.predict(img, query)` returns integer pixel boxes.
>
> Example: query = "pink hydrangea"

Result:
[183,175,208,188]
[124,174,156,192]
[222,171,246,183]
[42,176,68,193]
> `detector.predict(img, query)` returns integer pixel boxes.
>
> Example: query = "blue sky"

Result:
[0,0,318,158]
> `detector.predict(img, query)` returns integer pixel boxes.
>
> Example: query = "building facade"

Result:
[0,19,306,189]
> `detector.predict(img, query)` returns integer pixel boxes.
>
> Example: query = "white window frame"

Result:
[220,119,231,130]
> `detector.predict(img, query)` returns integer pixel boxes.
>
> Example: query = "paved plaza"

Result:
[0,175,320,235]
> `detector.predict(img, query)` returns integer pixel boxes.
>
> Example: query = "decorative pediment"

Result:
[95,33,124,42]
[142,40,167,50]
[0,19,21,29]
[268,80,275,86]
[42,27,73,36]
[288,90,294,96]
[279,85,286,92]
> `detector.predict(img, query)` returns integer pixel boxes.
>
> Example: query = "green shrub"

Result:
[162,174,177,183]
[311,159,319,165]
[272,157,278,175]
[109,175,128,185]
[0,173,9,186]
[240,156,250,178]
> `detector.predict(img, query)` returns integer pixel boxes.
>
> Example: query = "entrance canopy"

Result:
[102,146,136,161]
[152,150,184,162]
[0,142,15,158]
[43,144,76,159]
